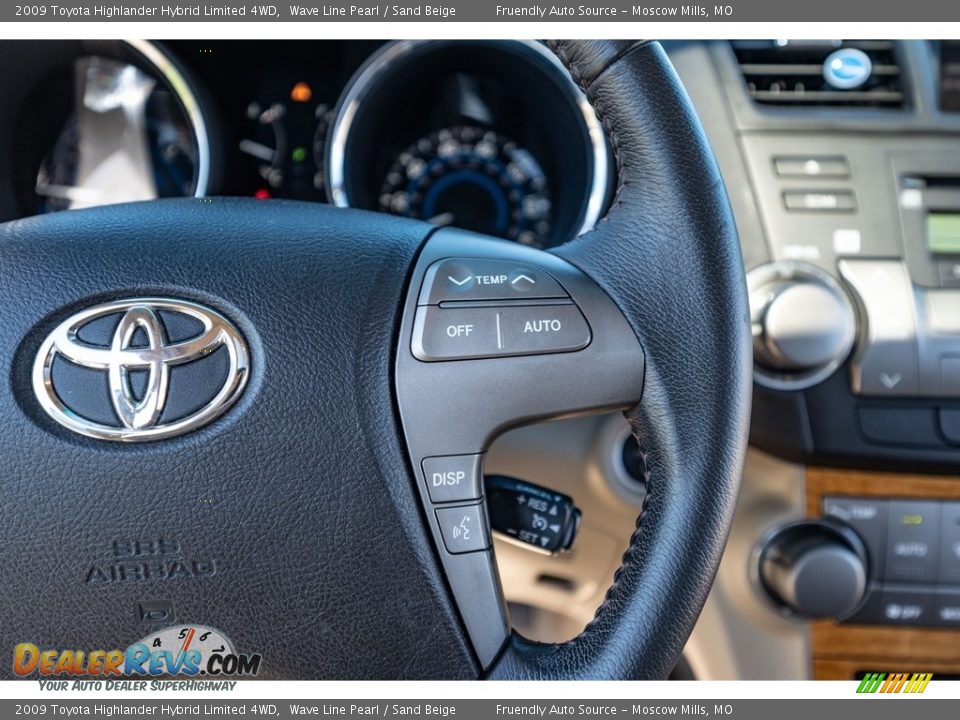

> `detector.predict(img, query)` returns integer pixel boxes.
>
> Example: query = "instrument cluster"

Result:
[3,40,611,249]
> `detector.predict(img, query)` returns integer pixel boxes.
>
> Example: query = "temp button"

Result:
[418,258,568,304]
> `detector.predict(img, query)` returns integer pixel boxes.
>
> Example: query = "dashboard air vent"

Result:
[731,40,905,108]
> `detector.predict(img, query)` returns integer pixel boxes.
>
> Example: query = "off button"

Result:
[412,306,500,361]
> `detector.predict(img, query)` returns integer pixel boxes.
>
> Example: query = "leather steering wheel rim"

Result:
[486,40,751,679]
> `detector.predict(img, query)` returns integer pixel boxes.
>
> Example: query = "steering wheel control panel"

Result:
[411,258,592,361]
[758,497,960,628]
[394,228,645,668]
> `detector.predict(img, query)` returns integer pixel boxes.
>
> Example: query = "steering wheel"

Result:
[0,40,750,680]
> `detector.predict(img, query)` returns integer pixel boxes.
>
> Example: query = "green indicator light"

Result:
[291,146,307,163]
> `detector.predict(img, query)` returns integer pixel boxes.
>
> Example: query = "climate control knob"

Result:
[757,519,868,620]
[748,262,856,389]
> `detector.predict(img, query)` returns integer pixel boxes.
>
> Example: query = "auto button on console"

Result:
[885,500,940,583]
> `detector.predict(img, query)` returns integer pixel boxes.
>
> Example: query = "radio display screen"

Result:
[927,212,960,254]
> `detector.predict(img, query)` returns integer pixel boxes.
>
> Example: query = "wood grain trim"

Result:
[815,658,960,680]
[812,622,960,664]
[806,467,960,517]
[807,467,960,679]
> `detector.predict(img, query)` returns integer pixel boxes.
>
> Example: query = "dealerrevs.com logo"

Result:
[13,625,262,679]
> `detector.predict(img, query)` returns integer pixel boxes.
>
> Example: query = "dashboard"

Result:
[663,38,960,682]
[0,40,611,249]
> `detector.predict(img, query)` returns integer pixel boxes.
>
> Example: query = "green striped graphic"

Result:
[856,673,886,693]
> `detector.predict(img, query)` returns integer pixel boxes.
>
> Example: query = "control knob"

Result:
[757,519,868,619]
[748,262,856,389]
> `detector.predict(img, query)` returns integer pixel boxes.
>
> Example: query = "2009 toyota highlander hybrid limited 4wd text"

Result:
[1,38,959,681]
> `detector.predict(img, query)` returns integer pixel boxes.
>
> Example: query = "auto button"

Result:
[498,304,591,355]
[885,500,940,583]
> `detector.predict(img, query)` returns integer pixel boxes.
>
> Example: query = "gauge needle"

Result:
[238,139,276,163]
[427,212,455,227]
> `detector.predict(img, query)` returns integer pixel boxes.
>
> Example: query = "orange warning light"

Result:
[290,82,312,103]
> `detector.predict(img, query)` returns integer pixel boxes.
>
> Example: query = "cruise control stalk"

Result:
[485,475,580,554]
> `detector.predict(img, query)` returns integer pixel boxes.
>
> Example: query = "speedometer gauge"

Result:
[379,126,552,247]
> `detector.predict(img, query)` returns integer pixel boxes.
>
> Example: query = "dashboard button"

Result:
[880,585,934,625]
[838,260,919,397]
[934,588,960,626]
[422,454,483,504]
[925,292,960,335]
[885,501,941,583]
[783,190,856,212]
[940,502,960,584]
[938,409,960,445]
[774,156,850,179]
[858,408,940,447]
[413,306,500,360]
[938,260,960,288]
[824,497,887,577]
[436,503,490,554]
[419,259,568,305]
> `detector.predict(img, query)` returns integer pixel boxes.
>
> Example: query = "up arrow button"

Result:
[419,258,568,305]
[510,271,537,290]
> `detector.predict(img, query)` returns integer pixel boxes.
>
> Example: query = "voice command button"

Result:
[436,503,490,554]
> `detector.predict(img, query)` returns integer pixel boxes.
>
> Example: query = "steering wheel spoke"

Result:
[395,228,646,666]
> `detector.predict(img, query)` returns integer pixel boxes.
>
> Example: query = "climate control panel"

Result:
[821,497,960,627]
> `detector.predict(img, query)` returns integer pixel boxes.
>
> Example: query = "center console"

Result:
[665,39,960,678]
